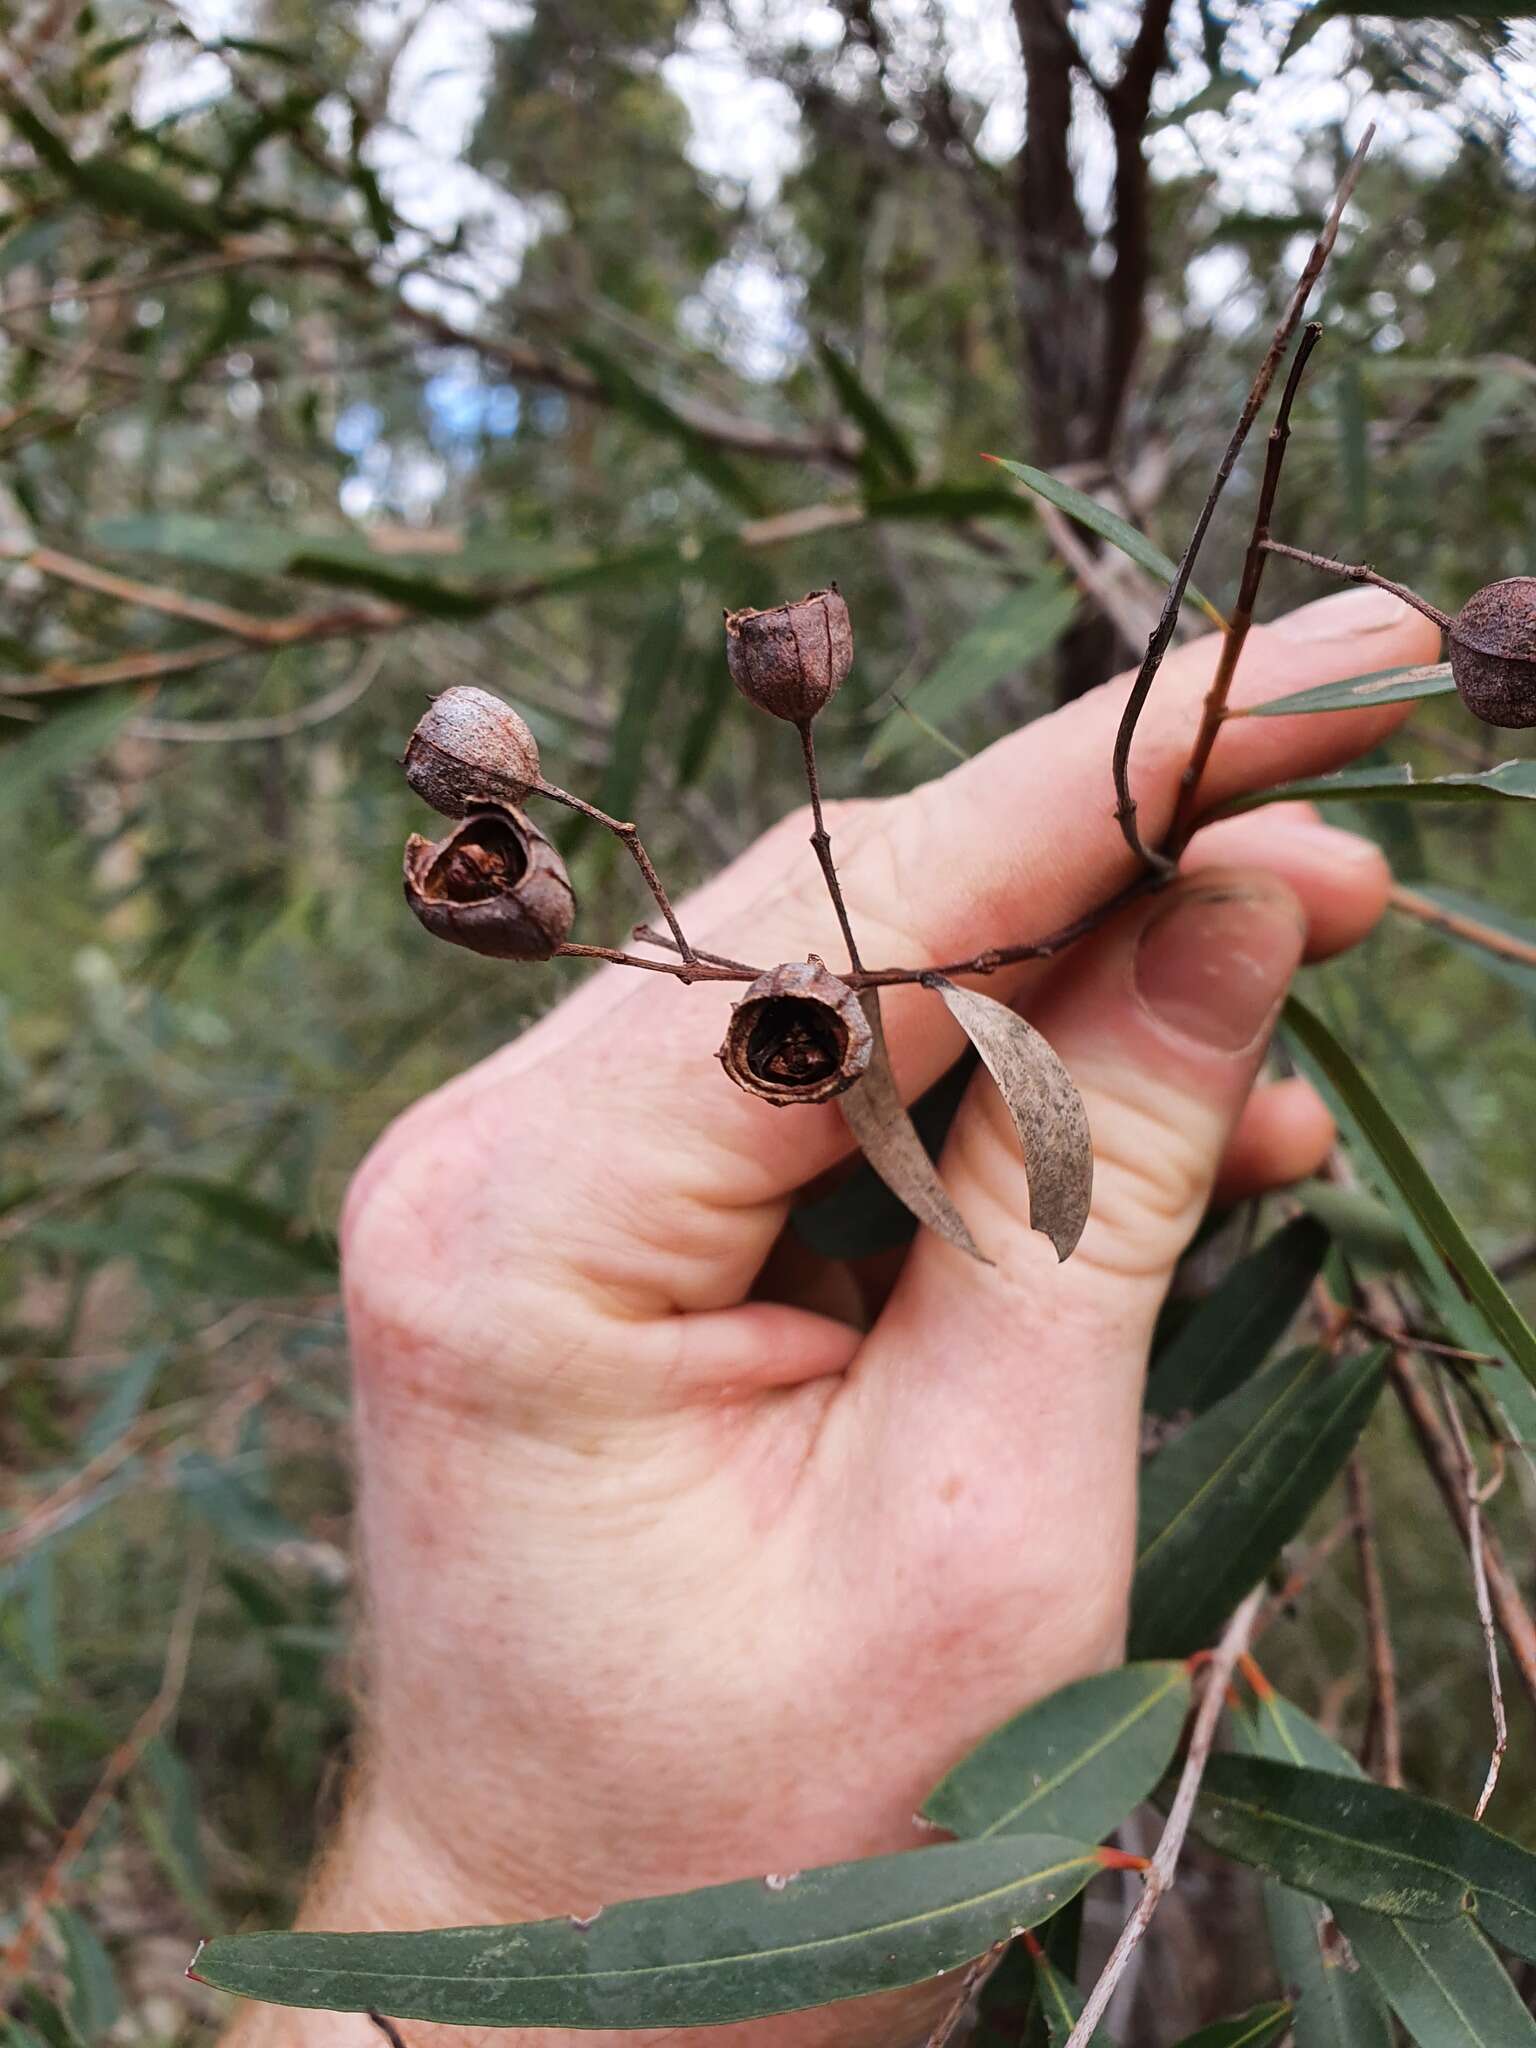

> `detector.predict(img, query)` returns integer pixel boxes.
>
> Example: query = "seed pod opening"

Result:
[718,958,872,1107]
[404,685,543,815]
[403,805,575,960]
[1448,577,1536,729]
[724,586,853,724]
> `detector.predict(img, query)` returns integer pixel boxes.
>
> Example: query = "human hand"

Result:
[238,586,1436,2048]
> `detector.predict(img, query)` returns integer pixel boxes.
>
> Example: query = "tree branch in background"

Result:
[1436,1376,1509,1819]
[1346,1451,1403,1787]
[1388,881,1536,972]
[1095,0,1176,452]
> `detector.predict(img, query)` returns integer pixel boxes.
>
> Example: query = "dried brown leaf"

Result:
[837,993,987,1263]
[923,977,1092,1261]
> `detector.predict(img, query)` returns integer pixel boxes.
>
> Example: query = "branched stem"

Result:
[1258,540,1452,630]
[1063,1586,1265,2048]
[1346,1452,1403,1787]
[1110,127,1374,870]
[537,782,697,966]
[796,718,865,973]
[1166,323,1321,852]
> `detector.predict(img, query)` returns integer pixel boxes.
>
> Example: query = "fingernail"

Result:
[1281,585,1421,640]
[1134,880,1306,1054]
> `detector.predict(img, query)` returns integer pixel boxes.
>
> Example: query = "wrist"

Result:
[219,1794,962,2048]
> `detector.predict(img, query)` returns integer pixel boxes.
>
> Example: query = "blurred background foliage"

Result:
[2,0,1536,2040]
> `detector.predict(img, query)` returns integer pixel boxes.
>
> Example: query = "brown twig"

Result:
[366,2013,410,2048]
[0,1545,208,1993]
[796,718,864,974]
[1436,1376,1509,1819]
[1063,1585,1265,2048]
[1346,1452,1403,1787]
[1110,128,1373,869]
[128,645,387,743]
[1165,323,1321,852]
[1257,540,1451,629]
[1388,882,1536,973]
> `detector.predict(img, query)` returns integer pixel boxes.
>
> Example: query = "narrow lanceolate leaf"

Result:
[1284,998,1536,1392]
[924,1663,1191,1845]
[838,995,985,1262]
[982,456,1224,627]
[1233,662,1454,719]
[1171,2005,1291,2048]
[1218,760,1536,816]
[817,340,918,486]
[1235,1694,1393,2047]
[923,979,1092,1261]
[1332,1906,1536,2048]
[1129,1346,1385,1660]
[866,577,1079,764]
[792,1056,974,1260]
[1192,1756,1536,1955]
[1014,1942,1115,2048]
[1148,1216,1329,1418]
[191,1836,1105,2030]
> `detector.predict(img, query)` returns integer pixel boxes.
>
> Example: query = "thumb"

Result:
[1027,865,1308,1294]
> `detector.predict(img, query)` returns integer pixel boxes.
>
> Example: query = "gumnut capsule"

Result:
[403,805,575,961]
[724,586,853,724]
[718,958,873,1107]
[404,686,543,815]
[1447,577,1536,729]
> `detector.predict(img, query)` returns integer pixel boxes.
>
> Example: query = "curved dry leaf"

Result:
[923,977,1092,1261]
[837,993,986,1263]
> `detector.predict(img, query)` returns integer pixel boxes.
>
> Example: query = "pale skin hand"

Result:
[225,587,1438,2048]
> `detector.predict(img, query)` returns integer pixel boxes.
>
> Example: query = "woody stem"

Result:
[1257,542,1452,631]
[796,718,864,974]
[537,781,697,967]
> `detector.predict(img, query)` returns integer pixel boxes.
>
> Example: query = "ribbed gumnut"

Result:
[403,805,575,960]
[724,586,853,724]
[1448,578,1536,729]
[404,686,542,815]
[718,958,873,1107]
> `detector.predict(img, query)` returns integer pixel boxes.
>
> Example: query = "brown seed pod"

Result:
[404,686,543,815]
[724,586,853,724]
[1448,577,1536,729]
[718,958,873,1107]
[403,805,575,960]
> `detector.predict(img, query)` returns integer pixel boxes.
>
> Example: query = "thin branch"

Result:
[366,2014,410,2048]
[796,718,864,974]
[537,781,696,966]
[1095,0,1177,451]
[1437,1377,1509,1820]
[1388,882,1536,973]
[1110,128,1374,869]
[0,1544,208,1994]
[1258,539,1451,629]
[1166,322,1321,852]
[1346,1452,1403,1787]
[128,644,387,742]
[1063,1586,1265,2048]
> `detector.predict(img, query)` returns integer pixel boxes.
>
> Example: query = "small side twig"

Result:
[1110,127,1374,869]
[1257,540,1451,630]
[1388,882,1536,974]
[1346,1451,1403,1787]
[366,2012,410,2048]
[1437,1376,1509,1819]
[1165,323,1321,853]
[1062,1585,1265,2048]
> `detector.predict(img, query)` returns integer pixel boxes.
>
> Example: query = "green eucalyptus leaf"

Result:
[983,456,1223,626]
[923,1662,1191,1844]
[817,340,918,486]
[1148,1216,1329,1418]
[1283,999,1536,1391]
[192,1835,1106,2029]
[1219,760,1536,815]
[1172,2005,1292,2048]
[1404,886,1536,1001]
[1193,1756,1536,1953]
[1130,1346,1385,1659]
[867,577,1079,764]
[1332,1907,1536,2048]
[0,695,140,811]
[1233,663,1453,719]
